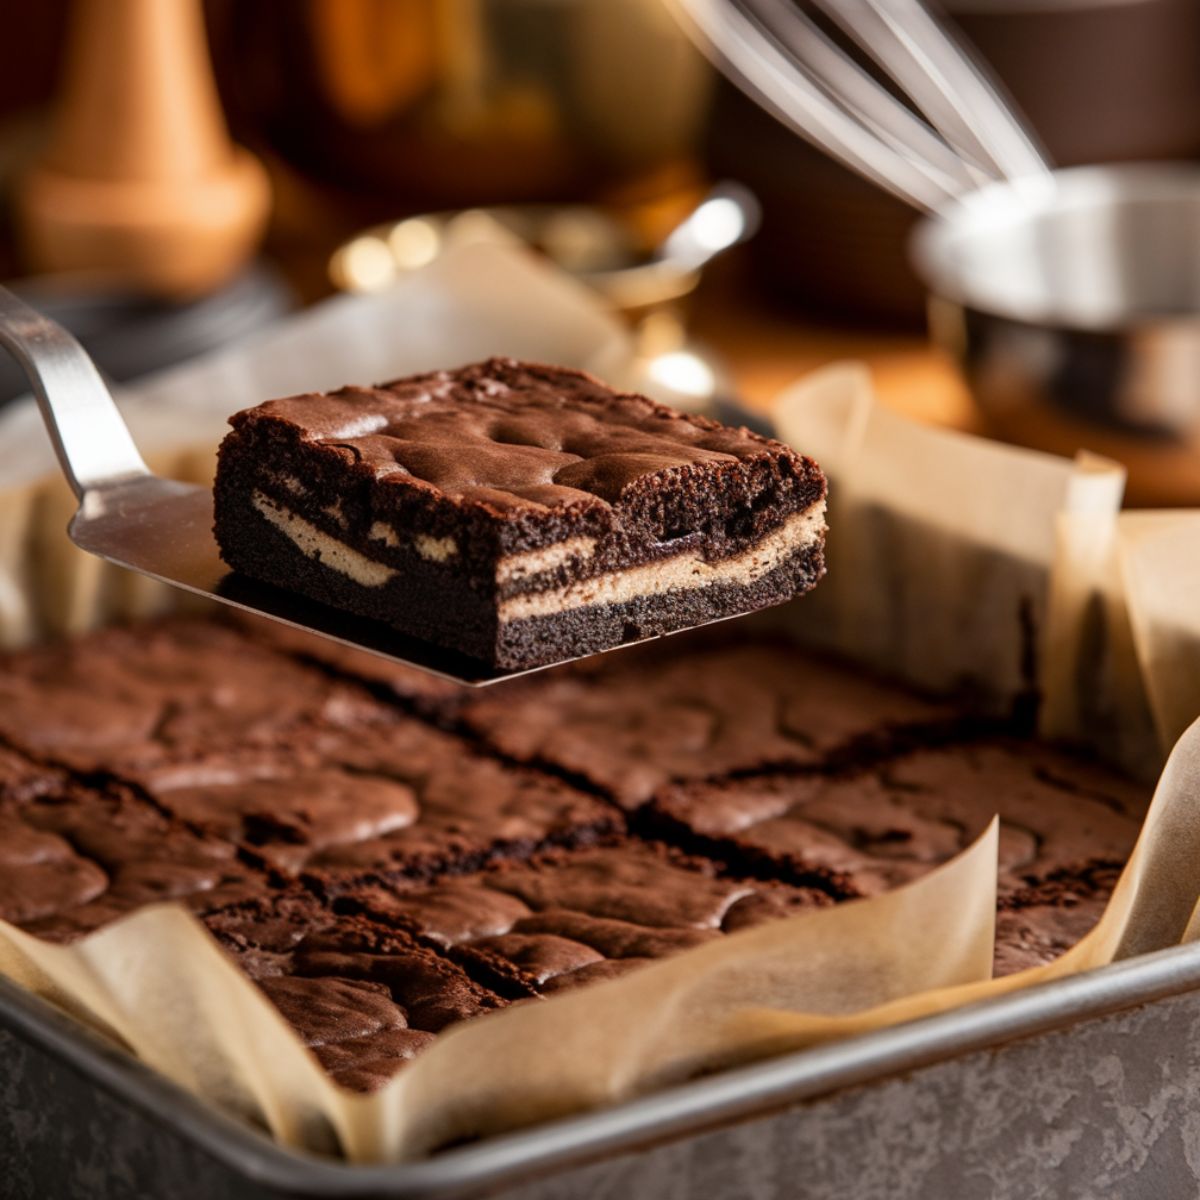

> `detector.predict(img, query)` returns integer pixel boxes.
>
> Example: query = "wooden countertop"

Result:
[690,284,976,430]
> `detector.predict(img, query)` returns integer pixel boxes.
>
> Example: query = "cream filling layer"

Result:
[265,471,308,498]
[499,503,825,623]
[368,521,400,548]
[251,491,397,587]
[414,534,458,563]
[496,537,597,586]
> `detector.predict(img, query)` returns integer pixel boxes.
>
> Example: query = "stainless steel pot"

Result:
[914,164,1200,475]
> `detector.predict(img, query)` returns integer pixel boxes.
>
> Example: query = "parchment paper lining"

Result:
[0,246,1198,1162]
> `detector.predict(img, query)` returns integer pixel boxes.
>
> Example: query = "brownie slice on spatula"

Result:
[214,358,826,671]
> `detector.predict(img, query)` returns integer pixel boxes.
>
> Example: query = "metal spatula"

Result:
[0,286,659,686]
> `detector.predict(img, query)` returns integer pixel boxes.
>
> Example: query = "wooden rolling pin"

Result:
[15,0,270,297]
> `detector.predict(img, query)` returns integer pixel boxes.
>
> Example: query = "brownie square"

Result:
[130,717,621,885]
[459,640,969,808]
[646,742,1149,898]
[345,842,831,998]
[0,783,259,940]
[0,618,381,775]
[213,358,827,669]
[204,890,507,1092]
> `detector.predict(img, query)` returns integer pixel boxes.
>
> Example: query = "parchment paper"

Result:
[775,363,1127,715]
[1,246,1199,1162]
[1116,512,1200,758]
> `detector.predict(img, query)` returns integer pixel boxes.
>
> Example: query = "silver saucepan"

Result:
[675,0,1200,502]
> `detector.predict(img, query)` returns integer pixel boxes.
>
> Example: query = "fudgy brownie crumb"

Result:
[205,890,506,1091]
[458,641,974,809]
[342,841,832,1001]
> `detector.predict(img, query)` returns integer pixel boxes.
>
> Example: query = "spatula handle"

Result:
[0,286,149,500]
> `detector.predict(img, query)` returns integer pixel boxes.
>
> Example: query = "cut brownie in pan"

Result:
[0,744,63,803]
[209,842,830,1090]
[0,618,380,774]
[459,640,970,808]
[0,615,1155,1090]
[205,890,506,1092]
[213,358,827,669]
[992,865,1124,976]
[0,783,258,939]
[130,718,620,884]
[645,742,1148,971]
[646,742,1147,896]
[348,842,832,999]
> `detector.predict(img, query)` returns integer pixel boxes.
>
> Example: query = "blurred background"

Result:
[2,0,1200,501]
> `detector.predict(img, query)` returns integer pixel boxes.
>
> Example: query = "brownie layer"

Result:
[217,359,826,557]
[205,890,506,1091]
[0,616,1154,1091]
[129,717,620,885]
[645,743,1146,897]
[213,358,827,668]
[0,618,380,775]
[459,640,972,808]
[346,842,832,999]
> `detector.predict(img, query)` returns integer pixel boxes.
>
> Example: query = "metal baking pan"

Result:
[7,939,1200,1200]
[3,397,1193,1196]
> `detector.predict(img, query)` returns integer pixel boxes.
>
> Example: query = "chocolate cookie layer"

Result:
[213,359,827,668]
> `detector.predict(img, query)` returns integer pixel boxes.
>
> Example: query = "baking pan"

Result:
[8,939,1200,1200]
[0,411,1189,1199]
